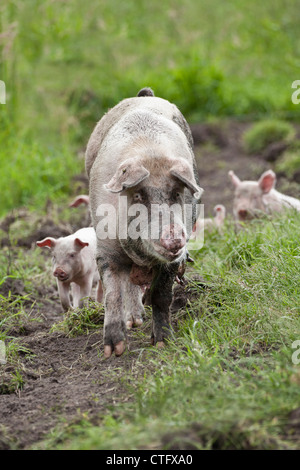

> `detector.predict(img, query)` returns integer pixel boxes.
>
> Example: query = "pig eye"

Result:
[171,189,182,201]
[69,253,76,258]
[133,192,142,202]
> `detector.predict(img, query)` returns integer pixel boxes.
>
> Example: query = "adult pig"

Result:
[229,169,300,222]
[37,227,102,312]
[85,88,203,358]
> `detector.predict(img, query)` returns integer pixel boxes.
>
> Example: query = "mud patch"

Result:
[0,322,148,449]
[0,278,26,297]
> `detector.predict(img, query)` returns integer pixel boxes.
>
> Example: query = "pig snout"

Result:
[53,267,69,281]
[160,224,186,255]
[238,209,248,220]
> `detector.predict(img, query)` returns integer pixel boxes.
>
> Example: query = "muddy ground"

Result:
[0,121,299,450]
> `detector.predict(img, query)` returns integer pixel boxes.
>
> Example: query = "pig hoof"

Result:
[104,341,126,358]
[126,318,143,329]
[115,341,126,356]
[150,338,165,348]
[104,345,113,358]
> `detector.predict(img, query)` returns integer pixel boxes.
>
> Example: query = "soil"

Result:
[0,120,299,450]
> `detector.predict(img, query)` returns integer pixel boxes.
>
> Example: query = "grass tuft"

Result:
[243,120,295,154]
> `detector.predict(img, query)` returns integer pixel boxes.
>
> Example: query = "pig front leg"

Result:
[150,265,176,347]
[57,280,71,312]
[100,263,127,358]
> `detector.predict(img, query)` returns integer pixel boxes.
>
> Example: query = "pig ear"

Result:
[170,159,203,200]
[228,170,241,187]
[74,238,89,250]
[258,170,276,194]
[104,159,150,193]
[36,238,56,250]
[69,195,89,207]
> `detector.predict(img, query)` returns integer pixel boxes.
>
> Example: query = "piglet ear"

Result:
[104,158,150,193]
[228,170,241,188]
[69,195,90,207]
[74,238,89,250]
[36,238,56,249]
[258,170,276,194]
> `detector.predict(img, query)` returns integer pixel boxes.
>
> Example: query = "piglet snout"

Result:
[238,209,248,220]
[53,267,69,281]
[160,224,186,254]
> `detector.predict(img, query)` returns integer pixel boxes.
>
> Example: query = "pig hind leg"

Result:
[123,277,145,329]
[96,280,103,303]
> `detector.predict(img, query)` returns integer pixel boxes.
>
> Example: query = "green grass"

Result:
[32,213,300,450]
[1,0,300,215]
[51,300,105,337]
[276,147,300,177]
[243,119,296,154]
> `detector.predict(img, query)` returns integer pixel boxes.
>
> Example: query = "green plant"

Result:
[243,120,295,154]
[51,300,104,337]
[276,150,300,178]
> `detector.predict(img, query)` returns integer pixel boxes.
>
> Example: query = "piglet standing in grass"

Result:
[36,227,103,312]
[229,169,300,222]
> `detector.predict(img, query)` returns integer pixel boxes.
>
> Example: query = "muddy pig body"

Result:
[229,169,300,222]
[37,227,102,312]
[86,88,203,358]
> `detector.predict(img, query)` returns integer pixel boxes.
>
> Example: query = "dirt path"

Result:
[0,121,297,449]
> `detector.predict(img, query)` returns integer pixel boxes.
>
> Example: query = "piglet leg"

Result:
[57,280,71,312]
